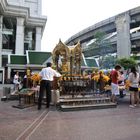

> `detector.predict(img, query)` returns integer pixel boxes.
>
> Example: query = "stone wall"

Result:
[7,0,42,16]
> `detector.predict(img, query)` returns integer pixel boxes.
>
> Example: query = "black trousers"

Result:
[38,80,52,108]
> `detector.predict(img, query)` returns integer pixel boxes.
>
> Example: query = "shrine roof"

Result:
[85,58,98,67]
[81,53,98,68]
[7,51,52,68]
[81,55,87,66]
[26,50,52,65]
[9,55,27,65]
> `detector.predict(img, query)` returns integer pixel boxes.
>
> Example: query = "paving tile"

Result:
[0,86,140,140]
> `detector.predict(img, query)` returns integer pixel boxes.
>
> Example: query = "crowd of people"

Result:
[109,65,140,108]
[12,62,140,110]
[83,64,140,108]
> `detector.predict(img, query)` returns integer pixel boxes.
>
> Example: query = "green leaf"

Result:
[116,57,137,70]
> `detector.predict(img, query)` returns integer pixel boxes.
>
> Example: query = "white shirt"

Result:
[39,67,61,81]
[128,72,139,88]
[13,74,19,84]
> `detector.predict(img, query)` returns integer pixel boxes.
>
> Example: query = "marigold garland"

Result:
[31,73,41,82]
[92,73,110,82]
[125,80,131,89]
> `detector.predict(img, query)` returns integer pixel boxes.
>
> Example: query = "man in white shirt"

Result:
[38,62,61,110]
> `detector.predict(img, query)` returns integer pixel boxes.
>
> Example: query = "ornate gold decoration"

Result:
[52,40,82,75]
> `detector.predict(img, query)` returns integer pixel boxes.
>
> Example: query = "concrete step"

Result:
[59,97,111,103]
[60,103,117,111]
[60,94,109,99]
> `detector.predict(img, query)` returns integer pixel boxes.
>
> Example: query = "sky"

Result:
[41,0,140,52]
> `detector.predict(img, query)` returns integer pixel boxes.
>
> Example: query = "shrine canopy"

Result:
[52,39,98,74]
[52,39,82,74]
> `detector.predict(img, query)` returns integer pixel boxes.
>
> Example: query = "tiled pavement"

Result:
[0,85,140,140]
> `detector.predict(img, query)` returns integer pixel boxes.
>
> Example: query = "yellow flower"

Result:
[92,75,100,82]
[92,73,110,82]
[31,73,41,82]
[102,75,110,82]
[125,80,131,89]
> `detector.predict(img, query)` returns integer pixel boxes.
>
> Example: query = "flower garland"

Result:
[92,71,110,82]
[31,73,41,82]
[125,80,131,89]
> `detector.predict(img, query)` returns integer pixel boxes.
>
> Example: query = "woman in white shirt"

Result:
[128,67,140,108]
[13,71,20,91]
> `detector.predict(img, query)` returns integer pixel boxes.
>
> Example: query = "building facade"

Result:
[0,0,47,83]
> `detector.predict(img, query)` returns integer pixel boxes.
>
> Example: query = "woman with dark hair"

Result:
[128,67,140,108]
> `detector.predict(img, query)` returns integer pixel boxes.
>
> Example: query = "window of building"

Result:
[2,55,8,67]
[24,27,35,53]
[2,17,16,52]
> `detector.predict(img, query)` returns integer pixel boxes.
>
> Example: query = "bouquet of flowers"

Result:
[125,80,131,89]
[31,73,41,86]
[92,71,110,83]
[92,74,100,81]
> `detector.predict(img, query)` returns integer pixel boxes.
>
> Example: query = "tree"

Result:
[82,31,112,69]
[102,55,116,69]
[116,57,137,70]
[92,31,111,68]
